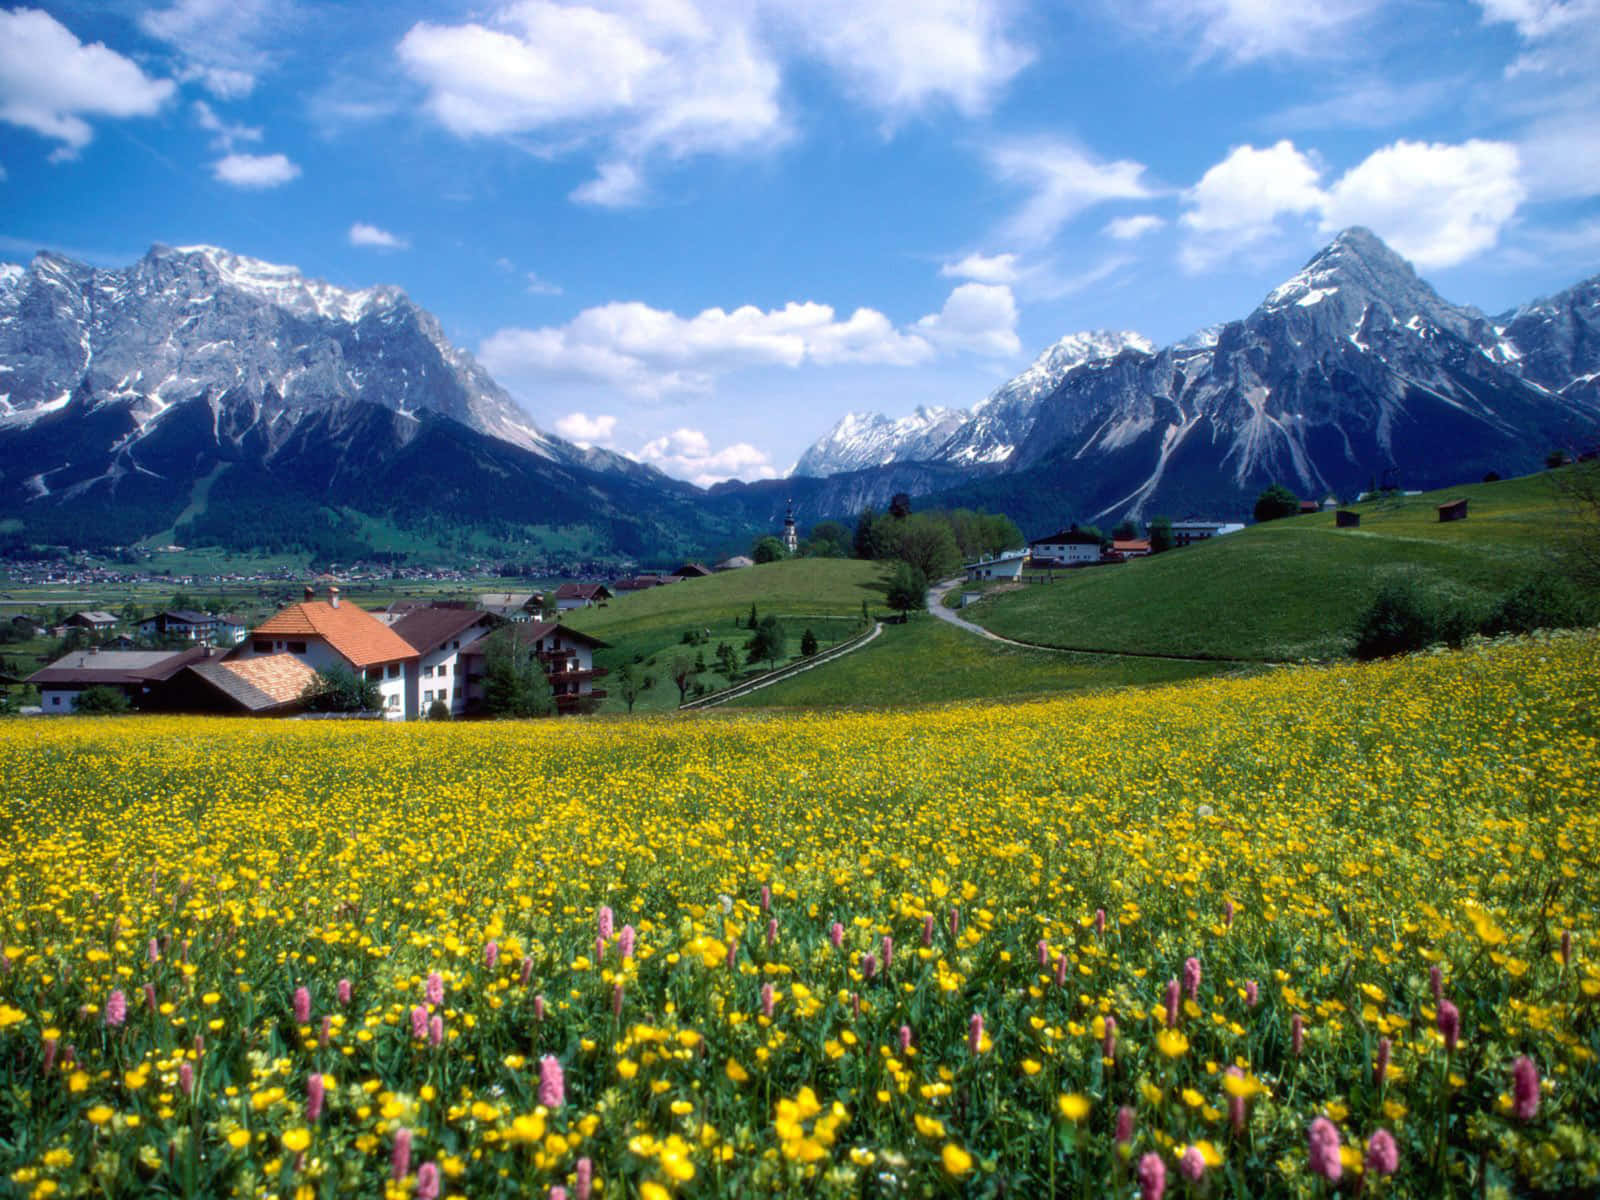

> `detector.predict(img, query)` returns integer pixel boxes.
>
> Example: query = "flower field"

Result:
[2,632,1599,1198]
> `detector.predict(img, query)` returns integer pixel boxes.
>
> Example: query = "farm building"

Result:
[1028,527,1102,566]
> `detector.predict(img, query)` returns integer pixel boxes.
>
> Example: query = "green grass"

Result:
[967,470,1592,662]
[723,612,1233,709]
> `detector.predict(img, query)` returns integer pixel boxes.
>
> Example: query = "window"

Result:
[422,665,433,678]
[51,695,62,706]
[386,694,399,708]
[253,641,272,654]
[366,668,382,683]
[288,641,307,654]
[440,688,450,701]
[423,690,433,703]
[387,664,399,679]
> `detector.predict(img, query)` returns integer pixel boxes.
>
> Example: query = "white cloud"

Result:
[1121,0,1383,65]
[1179,140,1325,271]
[139,0,281,99]
[1270,77,1456,132]
[1475,0,1600,73]
[554,411,617,446]
[0,8,174,156]
[570,161,648,208]
[1319,140,1525,268]
[940,251,1020,284]
[774,0,1032,121]
[481,297,933,398]
[212,151,300,188]
[914,282,1020,356]
[633,428,779,487]
[192,99,261,151]
[348,221,408,250]
[526,272,563,296]
[1103,214,1166,240]
[987,137,1154,247]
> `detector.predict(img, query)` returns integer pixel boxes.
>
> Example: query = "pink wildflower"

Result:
[619,925,635,960]
[1438,999,1460,1053]
[726,939,738,970]
[1307,1117,1342,1181]
[1223,898,1235,927]
[1429,963,1443,1006]
[534,994,546,1022]
[42,1038,57,1074]
[880,934,892,970]
[968,1012,984,1054]
[922,914,934,947]
[575,1157,593,1200]
[1164,979,1181,1029]
[1179,1146,1205,1182]
[179,1060,193,1095]
[1054,953,1067,988]
[851,991,861,1020]
[1374,1037,1391,1089]
[1094,908,1106,936]
[594,936,605,964]
[760,884,770,912]
[391,1129,412,1182]
[1103,1015,1116,1061]
[949,906,960,939]
[768,918,779,949]
[1366,1129,1399,1176]
[485,941,499,971]
[410,1005,428,1040]
[899,1024,912,1054]
[1511,1056,1540,1120]
[597,905,614,942]
[1116,1106,1135,1145]
[831,922,845,951]
[1037,939,1049,966]
[1245,980,1259,1007]
[521,957,534,985]
[539,1055,566,1109]
[307,1073,324,1122]
[862,952,878,981]
[1137,1151,1166,1200]
[760,983,775,1019]
[319,1016,330,1048]
[611,982,623,1017]
[1291,1013,1305,1056]
[416,1163,441,1200]
[428,1014,443,1047]
[293,986,311,1025]
[105,989,126,1028]
[337,978,352,1006]
[144,982,157,1011]
[425,972,443,1007]
[549,1190,567,1200]
[148,938,160,962]
[1183,956,1202,1000]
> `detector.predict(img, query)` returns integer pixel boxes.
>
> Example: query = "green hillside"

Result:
[967,468,1593,661]
[563,559,888,713]
[723,614,1232,710]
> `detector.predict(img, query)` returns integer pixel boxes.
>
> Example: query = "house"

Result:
[554,582,613,610]
[478,593,542,621]
[716,556,754,571]
[8,615,46,638]
[1438,499,1469,523]
[1169,520,1246,547]
[963,550,1028,582]
[1336,510,1361,528]
[673,563,714,579]
[233,586,420,719]
[390,605,501,717]
[155,653,319,716]
[375,599,428,626]
[28,645,209,713]
[1111,538,1152,558]
[215,614,250,645]
[1298,500,1322,515]
[461,620,610,714]
[102,634,138,651]
[64,611,118,633]
[613,575,665,593]
[139,610,220,643]
[1029,527,1103,566]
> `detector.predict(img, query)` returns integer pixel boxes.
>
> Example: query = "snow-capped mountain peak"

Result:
[792,405,969,477]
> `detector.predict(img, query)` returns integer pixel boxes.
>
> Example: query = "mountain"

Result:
[793,229,1599,526]
[792,406,968,477]
[0,244,718,563]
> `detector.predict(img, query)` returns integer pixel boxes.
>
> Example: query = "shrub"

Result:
[1352,578,1477,660]
[1483,573,1595,636]
[1254,484,1301,523]
[426,698,451,721]
[303,665,382,713]
[73,685,132,715]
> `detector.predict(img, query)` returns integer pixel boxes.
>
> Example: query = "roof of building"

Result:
[716,555,754,570]
[252,600,418,668]
[149,609,216,623]
[390,606,498,654]
[963,549,1028,568]
[69,610,118,623]
[554,582,612,600]
[28,646,207,686]
[1031,528,1102,545]
[185,655,317,712]
[479,620,609,651]
[479,592,536,608]
[1112,538,1151,552]
[673,563,713,577]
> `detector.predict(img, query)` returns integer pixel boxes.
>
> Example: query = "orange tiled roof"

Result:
[252,601,419,668]
[219,654,320,705]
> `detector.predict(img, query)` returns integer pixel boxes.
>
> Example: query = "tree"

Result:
[169,589,196,612]
[426,698,452,721]
[671,654,699,704]
[748,601,758,629]
[1351,578,1473,660]
[1149,516,1174,554]
[800,628,819,657]
[1112,518,1141,541]
[481,631,555,717]
[715,641,740,680]
[895,515,962,582]
[889,492,912,519]
[615,663,640,713]
[804,520,851,558]
[752,536,788,563]
[885,562,928,617]
[747,616,786,670]
[853,508,882,559]
[1254,484,1301,523]
[302,664,382,714]
[73,685,132,715]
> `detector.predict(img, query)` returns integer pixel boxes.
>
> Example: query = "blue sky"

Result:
[2,1,1598,485]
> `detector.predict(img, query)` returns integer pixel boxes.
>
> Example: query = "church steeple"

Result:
[782,498,798,554]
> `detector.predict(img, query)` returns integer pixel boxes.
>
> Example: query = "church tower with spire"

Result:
[782,499,798,554]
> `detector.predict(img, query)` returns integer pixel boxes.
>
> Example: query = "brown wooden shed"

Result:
[1335,510,1361,528]
[1438,499,1468,522]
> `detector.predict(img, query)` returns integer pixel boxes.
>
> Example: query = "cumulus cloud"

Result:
[554,411,617,446]
[1179,140,1326,271]
[193,99,261,152]
[1119,0,1384,65]
[1474,0,1600,74]
[986,137,1154,247]
[480,298,933,398]
[348,221,408,250]
[914,283,1020,356]
[212,151,300,187]
[1180,138,1528,271]
[633,428,779,487]
[139,0,282,99]
[1319,140,1526,268]
[1103,214,1166,240]
[0,8,174,156]
[570,161,648,209]
[940,251,1020,284]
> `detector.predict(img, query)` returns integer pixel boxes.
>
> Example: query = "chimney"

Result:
[304,585,315,602]
[330,586,340,609]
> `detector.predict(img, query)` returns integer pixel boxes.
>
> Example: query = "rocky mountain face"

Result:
[792,406,969,477]
[793,229,1600,523]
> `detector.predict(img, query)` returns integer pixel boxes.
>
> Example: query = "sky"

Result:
[1,1,1598,487]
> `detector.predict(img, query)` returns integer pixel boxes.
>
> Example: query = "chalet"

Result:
[555,582,613,610]
[64,611,118,633]
[216,615,250,645]
[390,605,501,717]
[478,593,542,621]
[716,556,754,571]
[673,563,714,579]
[139,610,220,643]
[1169,520,1245,547]
[1111,538,1152,558]
[1438,499,1469,523]
[461,621,610,714]
[233,586,420,719]
[1029,527,1102,566]
[29,645,209,713]
[156,653,319,716]
[9,615,46,638]
[964,550,1028,582]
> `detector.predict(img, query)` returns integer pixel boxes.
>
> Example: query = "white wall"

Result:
[1031,541,1100,564]
[419,624,491,716]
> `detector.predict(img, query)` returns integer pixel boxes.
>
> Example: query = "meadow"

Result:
[2,631,1598,1198]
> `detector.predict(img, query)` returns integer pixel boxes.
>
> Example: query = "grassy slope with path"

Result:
[725,613,1234,709]
[967,471,1582,661]
[563,558,888,713]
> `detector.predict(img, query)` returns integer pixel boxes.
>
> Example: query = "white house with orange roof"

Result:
[232,586,420,718]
